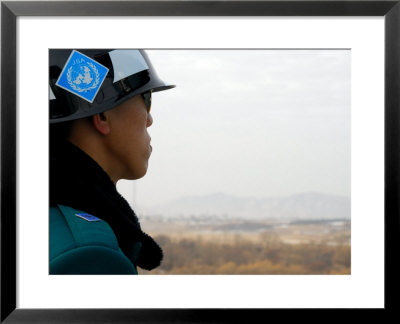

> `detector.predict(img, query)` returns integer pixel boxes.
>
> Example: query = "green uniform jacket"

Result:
[50,205,141,274]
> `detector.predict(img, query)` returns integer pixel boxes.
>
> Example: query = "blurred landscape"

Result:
[137,192,351,275]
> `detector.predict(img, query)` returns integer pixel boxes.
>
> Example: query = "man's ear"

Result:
[92,113,110,135]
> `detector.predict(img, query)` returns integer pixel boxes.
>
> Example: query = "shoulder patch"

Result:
[75,212,101,222]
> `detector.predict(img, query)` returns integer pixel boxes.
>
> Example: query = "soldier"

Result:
[49,49,175,274]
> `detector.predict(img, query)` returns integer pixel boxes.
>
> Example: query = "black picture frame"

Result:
[1,0,399,322]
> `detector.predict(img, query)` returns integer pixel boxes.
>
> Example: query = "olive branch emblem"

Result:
[67,62,100,92]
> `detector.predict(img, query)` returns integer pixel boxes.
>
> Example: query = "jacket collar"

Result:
[50,140,163,271]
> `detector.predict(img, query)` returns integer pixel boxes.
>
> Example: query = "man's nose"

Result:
[147,113,153,127]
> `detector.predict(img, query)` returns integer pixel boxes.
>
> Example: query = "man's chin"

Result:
[116,168,148,183]
[131,166,148,180]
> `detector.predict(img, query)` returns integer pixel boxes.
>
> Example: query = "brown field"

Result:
[138,217,351,275]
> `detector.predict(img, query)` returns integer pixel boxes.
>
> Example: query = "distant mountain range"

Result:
[141,192,350,221]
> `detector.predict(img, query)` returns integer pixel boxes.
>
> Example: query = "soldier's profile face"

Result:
[105,94,153,182]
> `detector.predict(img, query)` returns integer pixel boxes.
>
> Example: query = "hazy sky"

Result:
[117,50,351,208]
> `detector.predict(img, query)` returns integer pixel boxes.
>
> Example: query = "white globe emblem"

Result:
[67,61,100,93]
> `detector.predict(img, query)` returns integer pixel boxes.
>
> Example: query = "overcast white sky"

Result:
[117,50,351,208]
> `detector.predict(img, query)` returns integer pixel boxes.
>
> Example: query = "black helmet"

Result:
[49,49,175,123]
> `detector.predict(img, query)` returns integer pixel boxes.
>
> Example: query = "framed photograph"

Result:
[1,0,398,322]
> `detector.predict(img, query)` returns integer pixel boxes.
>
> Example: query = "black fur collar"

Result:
[50,140,163,271]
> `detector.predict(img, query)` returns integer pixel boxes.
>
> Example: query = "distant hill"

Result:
[141,192,350,221]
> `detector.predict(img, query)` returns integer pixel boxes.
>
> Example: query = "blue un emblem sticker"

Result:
[56,50,109,103]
